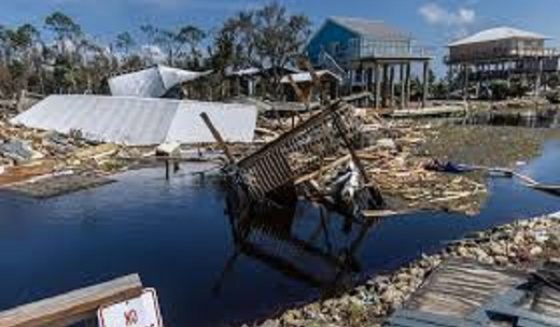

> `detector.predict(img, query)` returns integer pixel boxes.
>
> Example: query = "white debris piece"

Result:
[108,65,211,98]
[11,95,258,146]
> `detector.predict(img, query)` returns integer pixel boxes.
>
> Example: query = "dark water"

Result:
[1,141,559,327]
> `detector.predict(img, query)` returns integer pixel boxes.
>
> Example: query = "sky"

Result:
[1,0,560,73]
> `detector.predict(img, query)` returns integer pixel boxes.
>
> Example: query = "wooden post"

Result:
[0,274,142,327]
[400,64,405,109]
[165,159,170,180]
[200,112,236,164]
[374,62,381,109]
[382,63,389,108]
[366,67,373,93]
[389,65,395,108]
[535,57,543,98]
[405,63,411,108]
[422,60,429,108]
[463,64,469,101]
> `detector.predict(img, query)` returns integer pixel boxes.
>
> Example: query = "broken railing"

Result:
[233,101,384,209]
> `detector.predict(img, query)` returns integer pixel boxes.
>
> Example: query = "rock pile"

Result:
[249,213,560,327]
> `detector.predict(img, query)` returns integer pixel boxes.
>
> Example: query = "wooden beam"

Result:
[200,112,236,164]
[0,274,142,327]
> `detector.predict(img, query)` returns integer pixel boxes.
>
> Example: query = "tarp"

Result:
[11,95,257,146]
[108,65,211,98]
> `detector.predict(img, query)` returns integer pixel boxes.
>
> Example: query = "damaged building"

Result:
[445,26,560,98]
[306,16,433,108]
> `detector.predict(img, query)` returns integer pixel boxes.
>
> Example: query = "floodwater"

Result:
[0,140,559,327]
[461,108,560,128]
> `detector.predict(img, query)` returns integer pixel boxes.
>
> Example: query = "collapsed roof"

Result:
[108,65,212,98]
[11,95,257,146]
[448,26,548,47]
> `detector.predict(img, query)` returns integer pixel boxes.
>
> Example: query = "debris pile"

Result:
[273,110,489,216]
[0,120,134,193]
[249,212,560,327]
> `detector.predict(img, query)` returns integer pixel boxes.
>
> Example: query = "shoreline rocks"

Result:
[248,212,560,327]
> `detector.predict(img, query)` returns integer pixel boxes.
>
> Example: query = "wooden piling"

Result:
[405,63,411,108]
[374,63,381,109]
[422,61,430,108]
[400,64,405,109]
[389,65,395,108]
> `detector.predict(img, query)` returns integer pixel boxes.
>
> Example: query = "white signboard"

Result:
[98,288,163,327]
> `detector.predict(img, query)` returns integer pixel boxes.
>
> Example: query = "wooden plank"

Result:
[200,112,236,164]
[0,274,143,327]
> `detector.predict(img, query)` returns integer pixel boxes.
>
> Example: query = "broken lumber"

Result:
[0,274,142,327]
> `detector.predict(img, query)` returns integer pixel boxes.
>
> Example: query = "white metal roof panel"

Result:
[448,27,548,47]
[108,65,210,98]
[11,95,177,145]
[11,95,257,146]
[167,101,258,143]
[108,67,167,98]
[158,66,211,89]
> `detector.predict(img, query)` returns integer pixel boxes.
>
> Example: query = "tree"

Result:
[115,32,135,55]
[2,24,42,92]
[214,2,311,98]
[141,24,206,66]
[45,12,82,41]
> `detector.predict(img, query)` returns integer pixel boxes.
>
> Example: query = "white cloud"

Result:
[419,3,475,26]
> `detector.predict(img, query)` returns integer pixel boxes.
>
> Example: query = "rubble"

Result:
[287,115,489,216]
[248,212,560,327]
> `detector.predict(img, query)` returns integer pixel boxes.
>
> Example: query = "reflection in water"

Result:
[216,183,379,298]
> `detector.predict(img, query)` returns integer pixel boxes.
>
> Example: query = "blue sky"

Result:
[2,0,560,73]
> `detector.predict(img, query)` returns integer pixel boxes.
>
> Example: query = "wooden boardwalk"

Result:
[387,259,560,327]
[405,259,526,318]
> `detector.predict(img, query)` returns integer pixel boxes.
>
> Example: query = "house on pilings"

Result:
[306,16,433,109]
[445,27,560,99]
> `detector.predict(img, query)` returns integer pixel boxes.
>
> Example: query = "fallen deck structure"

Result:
[234,101,384,210]
[387,259,560,327]
[11,95,258,146]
